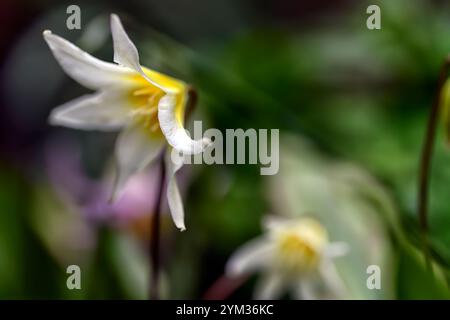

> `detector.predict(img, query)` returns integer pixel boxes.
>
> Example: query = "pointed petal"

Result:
[112,124,165,201]
[226,237,274,277]
[49,91,130,130]
[158,94,211,155]
[165,149,186,231]
[43,30,133,90]
[110,14,141,73]
[110,14,170,92]
[254,273,285,300]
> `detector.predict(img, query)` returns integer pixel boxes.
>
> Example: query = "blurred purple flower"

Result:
[32,136,183,266]
[44,136,186,228]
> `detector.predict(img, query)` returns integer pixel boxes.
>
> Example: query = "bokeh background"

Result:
[1,0,450,299]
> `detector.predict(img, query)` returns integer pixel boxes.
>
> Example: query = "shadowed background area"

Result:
[1,0,450,299]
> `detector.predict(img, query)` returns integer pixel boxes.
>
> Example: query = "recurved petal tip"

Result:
[110,14,122,32]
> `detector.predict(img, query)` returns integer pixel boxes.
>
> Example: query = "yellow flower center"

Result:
[128,85,164,136]
[125,67,187,137]
[273,218,328,275]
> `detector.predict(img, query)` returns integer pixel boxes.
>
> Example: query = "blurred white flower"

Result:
[226,216,348,300]
[43,14,210,231]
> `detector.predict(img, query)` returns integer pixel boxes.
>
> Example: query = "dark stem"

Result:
[150,151,166,300]
[418,56,450,264]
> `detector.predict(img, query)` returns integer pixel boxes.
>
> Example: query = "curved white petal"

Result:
[110,14,170,92]
[43,30,133,90]
[49,91,130,130]
[226,237,275,277]
[158,94,211,155]
[112,124,165,201]
[324,242,349,259]
[165,149,186,231]
[254,273,285,300]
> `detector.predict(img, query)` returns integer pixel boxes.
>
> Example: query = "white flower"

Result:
[43,14,210,231]
[226,216,349,299]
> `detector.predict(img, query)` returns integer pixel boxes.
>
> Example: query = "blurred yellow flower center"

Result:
[274,218,328,274]
[126,67,187,137]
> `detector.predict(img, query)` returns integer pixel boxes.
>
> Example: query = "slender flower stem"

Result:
[150,151,166,300]
[418,56,450,264]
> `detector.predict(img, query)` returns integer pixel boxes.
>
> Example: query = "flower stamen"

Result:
[133,87,157,96]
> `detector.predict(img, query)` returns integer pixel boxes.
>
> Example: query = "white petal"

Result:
[158,94,211,155]
[110,14,141,73]
[112,124,165,201]
[110,14,170,92]
[319,259,347,298]
[226,237,274,277]
[324,242,349,259]
[49,91,130,130]
[165,149,186,231]
[254,273,285,300]
[43,30,133,90]
[293,279,317,300]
